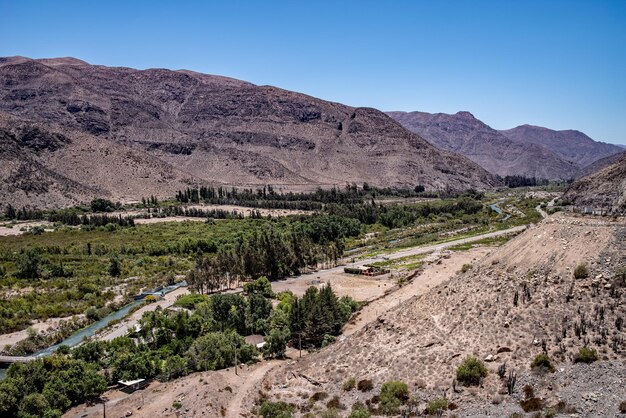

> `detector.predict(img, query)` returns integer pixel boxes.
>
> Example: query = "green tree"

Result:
[16,249,41,279]
[108,254,122,277]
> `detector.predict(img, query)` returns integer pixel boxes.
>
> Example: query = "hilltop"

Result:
[0,57,498,208]
[387,111,578,180]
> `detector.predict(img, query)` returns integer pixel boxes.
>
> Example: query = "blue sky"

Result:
[1,0,625,144]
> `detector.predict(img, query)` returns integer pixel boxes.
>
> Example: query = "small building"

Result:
[118,378,149,393]
[244,334,266,349]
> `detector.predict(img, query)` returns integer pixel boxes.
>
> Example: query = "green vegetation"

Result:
[258,400,294,418]
[0,356,107,418]
[427,397,448,415]
[378,381,409,415]
[530,354,555,372]
[574,263,589,279]
[456,356,488,386]
[1,279,354,417]
[460,263,473,273]
[574,346,599,363]
[342,377,356,391]
[349,404,371,418]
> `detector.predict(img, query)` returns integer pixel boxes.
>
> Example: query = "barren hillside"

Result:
[564,153,626,212]
[501,124,623,168]
[260,213,626,416]
[0,57,499,208]
[387,111,578,180]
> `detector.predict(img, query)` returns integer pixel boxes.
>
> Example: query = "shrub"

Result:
[574,263,589,279]
[310,391,328,402]
[349,403,371,418]
[326,396,344,410]
[342,377,356,391]
[259,401,294,418]
[456,356,488,386]
[379,381,409,415]
[530,354,554,372]
[461,264,473,273]
[574,346,598,363]
[519,397,544,412]
[619,401,626,414]
[320,407,341,418]
[357,379,374,392]
[427,397,448,415]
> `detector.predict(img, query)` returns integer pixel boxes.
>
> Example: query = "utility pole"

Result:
[233,343,238,375]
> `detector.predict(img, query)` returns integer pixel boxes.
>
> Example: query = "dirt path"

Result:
[97,287,189,341]
[342,246,492,336]
[226,360,282,418]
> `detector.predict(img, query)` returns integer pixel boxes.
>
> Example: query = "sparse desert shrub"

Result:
[619,401,626,414]
[357,379,374,392]
[349,403,371,418]
[310,391,328,402]
[427,397,448,415]
[259,400,294,418]
[172,401,182,410]
[342,377,356,391]
[379,381,409,415]
[461,263,473,273]
[456,356,488,386]
[574,346,598,363]
[530,354,554,372]
[574,263,589,279]
[319,408,341,418]
[519,397,545,412]
[523,384,535,399]
[326,396,344,410]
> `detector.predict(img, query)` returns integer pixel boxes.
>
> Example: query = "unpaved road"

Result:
[225,360,282,418]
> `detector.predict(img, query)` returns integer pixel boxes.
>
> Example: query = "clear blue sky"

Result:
[1,0,625,144]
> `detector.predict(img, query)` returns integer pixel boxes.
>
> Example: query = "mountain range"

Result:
[0,56,498,208]
[388,111,623,180]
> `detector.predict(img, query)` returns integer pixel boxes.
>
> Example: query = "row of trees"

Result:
[325,196,485,228]
[174,184,434,207]
[186,217,359,292]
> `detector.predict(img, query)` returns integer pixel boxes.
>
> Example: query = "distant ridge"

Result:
[0,57,499,208]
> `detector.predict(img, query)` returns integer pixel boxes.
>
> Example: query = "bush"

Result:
[357,379,374,392]
[349,403,371,418]
[342,377,356,391]
[530,354,554,372]
[461,263,473,273]
[574,346,598,363]
[379,381,409,415]
[456,356,488,386]
[574,263,589,279]
[427,397,448,415]
[259,401,293,418]
[619,401,626,414]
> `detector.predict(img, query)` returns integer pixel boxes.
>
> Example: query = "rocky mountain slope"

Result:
[500,125,624,168]
[0,57,499,208]
[574,150,626,179]
[564,152,626,212]
[387,111,578,180]
[260,213,626,416]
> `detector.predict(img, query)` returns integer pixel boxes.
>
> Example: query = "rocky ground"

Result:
[258,213,626,417]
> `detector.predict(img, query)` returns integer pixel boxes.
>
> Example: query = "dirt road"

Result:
[226,360,282,418]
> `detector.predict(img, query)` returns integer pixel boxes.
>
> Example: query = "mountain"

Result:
[387,111,578,180]
[500,125,624,167]
[0,57,499,208]
[564,152,626,212]
[574,150,626,179]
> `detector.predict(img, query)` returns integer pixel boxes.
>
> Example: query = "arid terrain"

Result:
[0,56,499,208]
[256,213,626,416]
[388,111,623,180]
